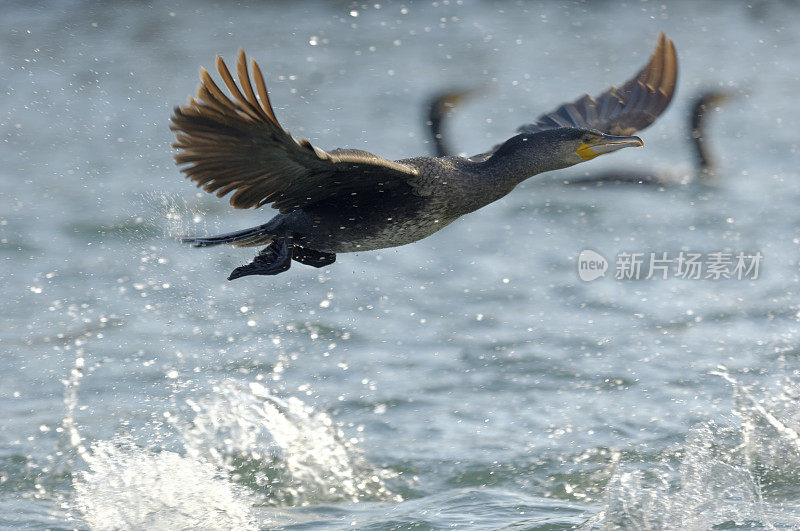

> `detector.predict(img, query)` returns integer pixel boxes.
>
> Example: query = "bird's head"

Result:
[698,91,731,109]
[492,128,644,174]
[692,90,731,134]
[572,129,644,162]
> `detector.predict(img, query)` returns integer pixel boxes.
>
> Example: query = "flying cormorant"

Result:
[172,33,677,279]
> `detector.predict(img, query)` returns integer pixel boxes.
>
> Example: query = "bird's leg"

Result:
[292,246,336,268]
[228,237,293,280]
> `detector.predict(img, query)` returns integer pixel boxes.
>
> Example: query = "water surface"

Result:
[2,1,800,528]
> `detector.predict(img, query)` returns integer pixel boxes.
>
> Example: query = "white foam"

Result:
[182,379,400,506]
[73,438,257,530]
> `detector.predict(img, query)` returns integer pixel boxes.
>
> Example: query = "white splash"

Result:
[182,379,400,506]
[73,438,257,530]
[598,423,770,529]
[61,355,90,464]
[591,367,800,529]
[717,367,800,472]
[65,362,397,527]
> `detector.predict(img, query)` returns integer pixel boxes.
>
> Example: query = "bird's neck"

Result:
[478,140,571,188]
[429,109,450,157]
[690,101,712,172]
[448,145,570,215]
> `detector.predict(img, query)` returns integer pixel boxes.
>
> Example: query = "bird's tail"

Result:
[181,223,274,248]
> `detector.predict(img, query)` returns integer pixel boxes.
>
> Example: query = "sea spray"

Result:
[592,367,800,529]
[73,437,258,529]
[181,379,401,506]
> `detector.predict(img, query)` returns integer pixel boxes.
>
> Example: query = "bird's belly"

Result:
[297,204,457,254]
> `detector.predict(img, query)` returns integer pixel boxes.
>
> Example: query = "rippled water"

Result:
[3,0,800,528]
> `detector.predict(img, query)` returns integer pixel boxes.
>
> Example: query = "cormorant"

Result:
[172,33,677,279]
[688,91,730,180]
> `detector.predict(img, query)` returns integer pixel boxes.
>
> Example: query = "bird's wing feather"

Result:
[171,50,419,213]
[517,32,677,136]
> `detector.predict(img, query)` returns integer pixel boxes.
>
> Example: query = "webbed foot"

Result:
[228,238,292,280]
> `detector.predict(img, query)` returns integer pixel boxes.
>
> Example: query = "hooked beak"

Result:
[576,134,644,161]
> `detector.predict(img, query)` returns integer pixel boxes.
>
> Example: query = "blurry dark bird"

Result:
[426,89,475,157]
[688,91,730,179]
[172,33,677,280]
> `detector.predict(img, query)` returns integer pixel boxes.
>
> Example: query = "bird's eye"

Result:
[582,135,593,143]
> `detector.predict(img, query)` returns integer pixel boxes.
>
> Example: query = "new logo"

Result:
[578,250,608,281]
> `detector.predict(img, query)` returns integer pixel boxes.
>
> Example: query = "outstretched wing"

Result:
[517,32,678,136]
[171,50,419,213]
